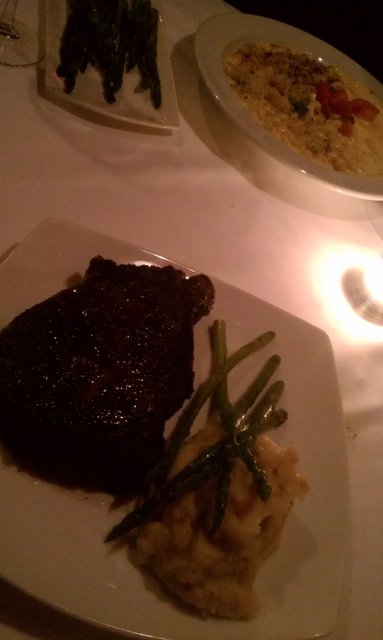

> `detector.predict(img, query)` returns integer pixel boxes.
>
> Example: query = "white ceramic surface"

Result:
[0,219,348,640]
[194,13,383,200]
[42,0,179,130]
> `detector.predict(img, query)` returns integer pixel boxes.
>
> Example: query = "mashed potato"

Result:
[225,43,383,175]
[129,421,309,619]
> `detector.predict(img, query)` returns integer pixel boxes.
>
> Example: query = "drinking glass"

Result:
[0,0,42,66]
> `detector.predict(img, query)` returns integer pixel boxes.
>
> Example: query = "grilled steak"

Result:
[0,257,215,493]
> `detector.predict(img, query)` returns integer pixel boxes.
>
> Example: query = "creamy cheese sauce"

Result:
[225,43,383,176]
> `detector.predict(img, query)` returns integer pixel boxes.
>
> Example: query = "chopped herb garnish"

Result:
[289,95,309,117]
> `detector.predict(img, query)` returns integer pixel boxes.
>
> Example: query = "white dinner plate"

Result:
[42,0,179,130]
[0,219,348,640]
[194,13,383,200]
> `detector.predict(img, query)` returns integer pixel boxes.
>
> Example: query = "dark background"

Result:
[226,2,383,84]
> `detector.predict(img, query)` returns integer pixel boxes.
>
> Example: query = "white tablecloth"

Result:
[1,1,382,639]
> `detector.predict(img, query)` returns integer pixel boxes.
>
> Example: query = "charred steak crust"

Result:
[0,257,215,493]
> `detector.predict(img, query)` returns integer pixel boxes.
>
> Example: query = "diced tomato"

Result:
[338,118,354,136]
[349,98,380,122]
[316,82,332,118]
[329,88,348,107]
[329,89,352,118]
[315,82,379,136]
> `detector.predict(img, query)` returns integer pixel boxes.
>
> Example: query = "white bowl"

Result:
[195,13,383,200]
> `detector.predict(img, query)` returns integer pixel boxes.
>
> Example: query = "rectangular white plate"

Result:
[0,219,348,640]
[42,0,179,130]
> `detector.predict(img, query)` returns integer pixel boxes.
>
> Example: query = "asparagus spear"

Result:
[56,10,91,93]
[208,321,281,533]
[145,329,276,487]
[211,319,233,425]
[57,0,162,108]
[130,0,161,108]
[105,391,285,542]
[105,323,286,542]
